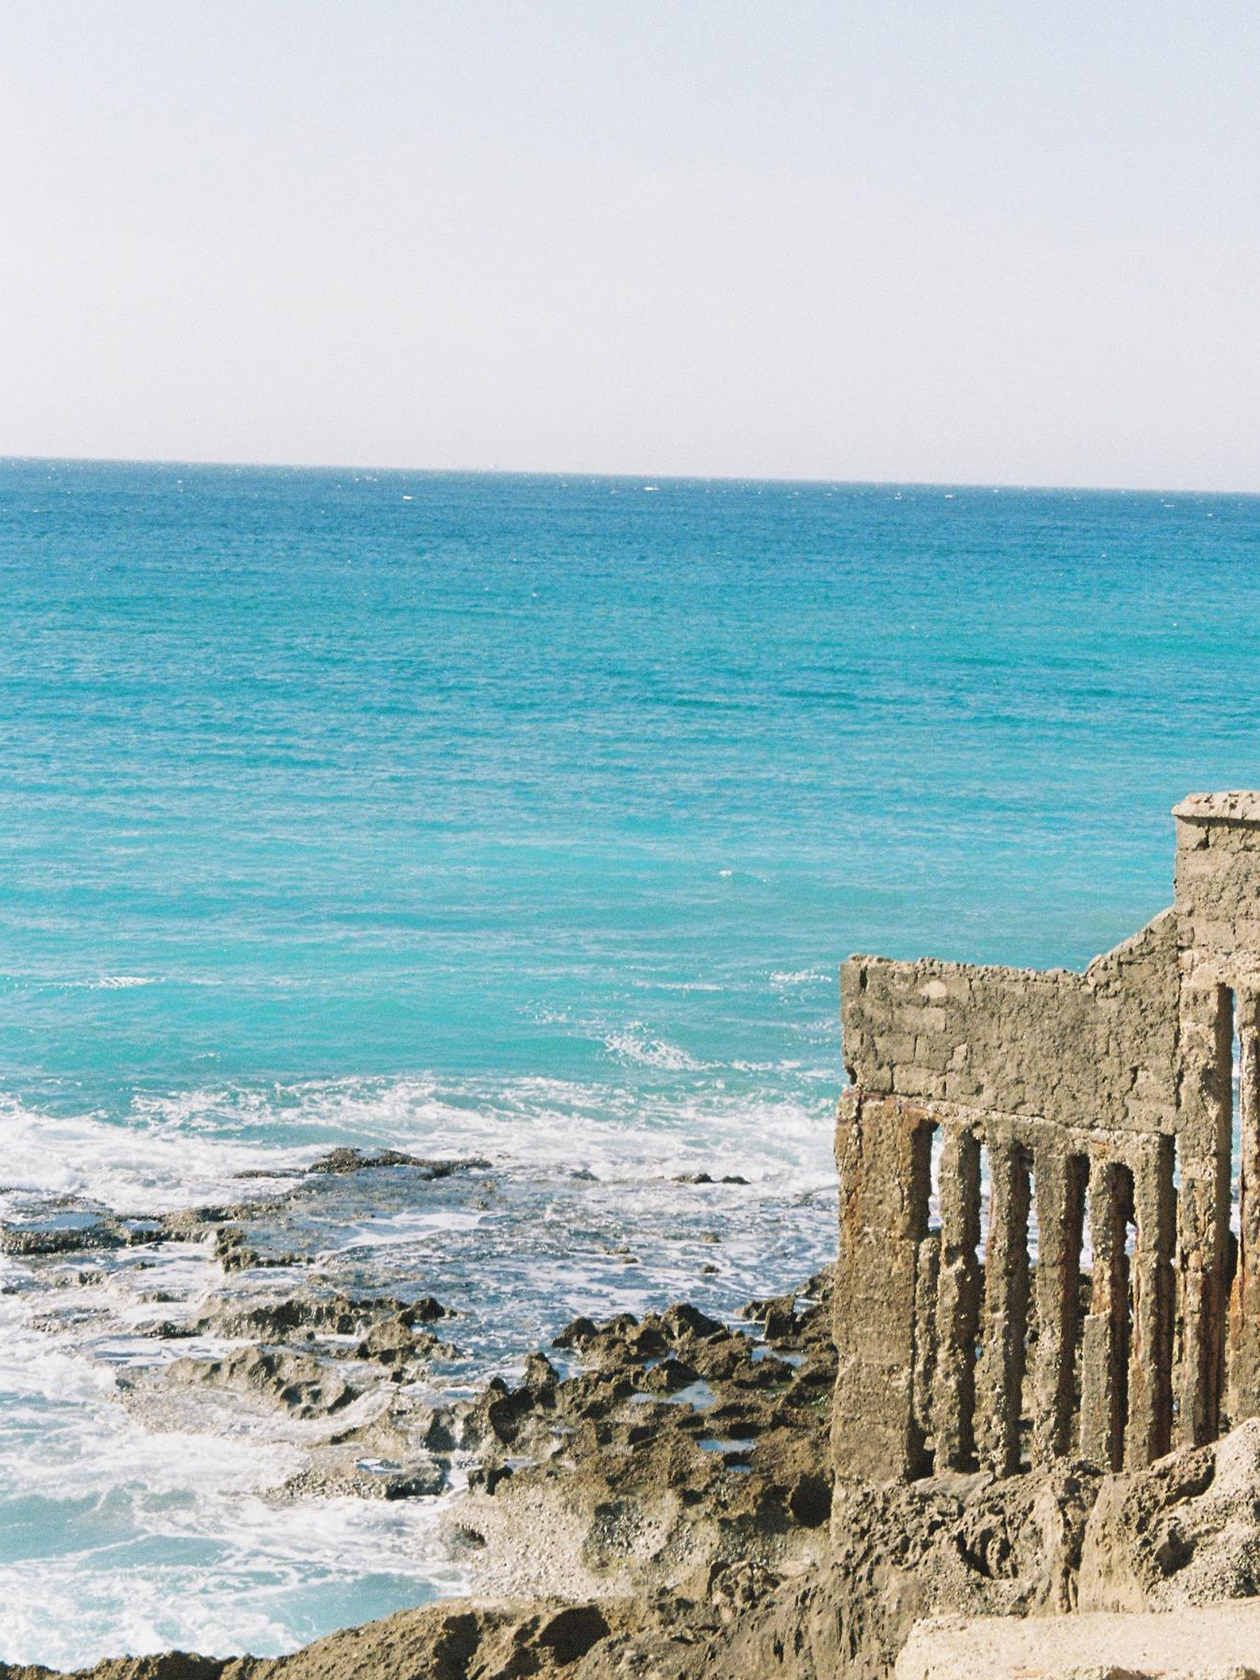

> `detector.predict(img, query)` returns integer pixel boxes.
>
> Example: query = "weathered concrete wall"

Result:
[832,1090,933,1481]
[832,793,1260,1494]
[833,1091,1179,1484]
[1174,795,1260,1434]
[1175,793,1260,986]
[840,911,1178,1131]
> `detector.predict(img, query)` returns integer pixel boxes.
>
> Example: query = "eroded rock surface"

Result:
[0,1202,1123,1680]
[1079,1416,1260,1612]
[12,1158,1260,1680]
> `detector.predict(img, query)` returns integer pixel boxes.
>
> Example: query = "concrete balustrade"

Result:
[833,793,1260,1485]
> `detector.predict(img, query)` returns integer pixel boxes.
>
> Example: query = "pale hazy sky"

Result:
[3,3,1258,488]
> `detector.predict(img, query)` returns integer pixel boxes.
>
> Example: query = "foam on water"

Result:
[0,1094,301,1216]
[602,1028,708,1072]
[0,1070,831,1210]
[0,1271,468,1665]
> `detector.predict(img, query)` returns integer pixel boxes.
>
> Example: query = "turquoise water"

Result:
[2,458,1260,1661]
[8,463,1260,1105]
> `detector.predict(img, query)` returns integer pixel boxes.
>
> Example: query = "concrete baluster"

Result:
[1080,1160,1134,1470]
[932,1127,982,1470]
[1127,1134,1175,1466]
[978,1135,1031,1476]
[1033,1149,1088,1463]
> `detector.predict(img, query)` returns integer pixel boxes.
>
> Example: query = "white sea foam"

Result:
[602,1028,707,1073]
[0,1259,462,1666]
[0,1094,300,1216]
[0,1445,463,1665]
[0,1068,839,1238]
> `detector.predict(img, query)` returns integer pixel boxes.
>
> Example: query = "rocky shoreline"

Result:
[7,1152,1260,1679]
[0,1148,847,1673]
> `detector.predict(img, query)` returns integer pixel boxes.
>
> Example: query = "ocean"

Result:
[1,459,1258,1663]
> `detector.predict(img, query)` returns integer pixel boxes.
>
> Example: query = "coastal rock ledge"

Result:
[11,1281,1260,1678]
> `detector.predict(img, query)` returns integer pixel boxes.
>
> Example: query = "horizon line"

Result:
[2,451,1258,501]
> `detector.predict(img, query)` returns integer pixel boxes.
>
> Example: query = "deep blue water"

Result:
[1,458,1259,1661]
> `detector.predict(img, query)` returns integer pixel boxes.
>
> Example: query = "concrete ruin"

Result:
[833,792,1260,1484]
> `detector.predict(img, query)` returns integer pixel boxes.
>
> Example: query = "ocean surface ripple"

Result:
[2,461,1259,1661]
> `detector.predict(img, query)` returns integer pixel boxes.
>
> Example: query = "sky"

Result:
[2,2,1258,490]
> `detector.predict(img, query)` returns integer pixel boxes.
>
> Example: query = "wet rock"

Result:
[554,1316,599,1350]
[204,1294,330,1340]
[640,1357,701,1394]
[662,1303,725,1342]
[461,1376,541,1450]
[354,1312,454,1366]
[1,1218,127,1256]
[436,1266,845,1614]
[304,1148,490,1178]
[212,1228,304,1273]
[331,1402,460,1457]
[281,1450,447,1502]
[522,1352,560,1406]
[182,1284,455,1354]
[156,1201,285,1237]
[740,1290,798,1341]
[404,1294,450,1324]
[159,1346,357,1418]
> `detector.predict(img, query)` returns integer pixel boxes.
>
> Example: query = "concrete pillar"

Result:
[1228,989,1260,1423]
[1127,1134,1175,1467]
[977,1135,1032,1476]
[1033,1149,1088,1464]
[912,1231,940,1450]
[932,1126,982,1471]
[1080,1159,1134,1471]
[1175,979,1232,1448]
[832,1092,934,1482]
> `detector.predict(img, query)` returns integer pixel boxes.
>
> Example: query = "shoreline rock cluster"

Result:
[8,1152,1260,1678]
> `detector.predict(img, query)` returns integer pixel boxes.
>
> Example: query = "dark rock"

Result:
[522,1352,560,1406]
[641,1358,701,1395]
[305,1148,490,1178]
[1,1219,126,1257]
[662,1303,725,1342]
[554,1317,598,1349]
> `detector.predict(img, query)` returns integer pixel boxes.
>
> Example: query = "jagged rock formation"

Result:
[10,1241,1260,1678]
